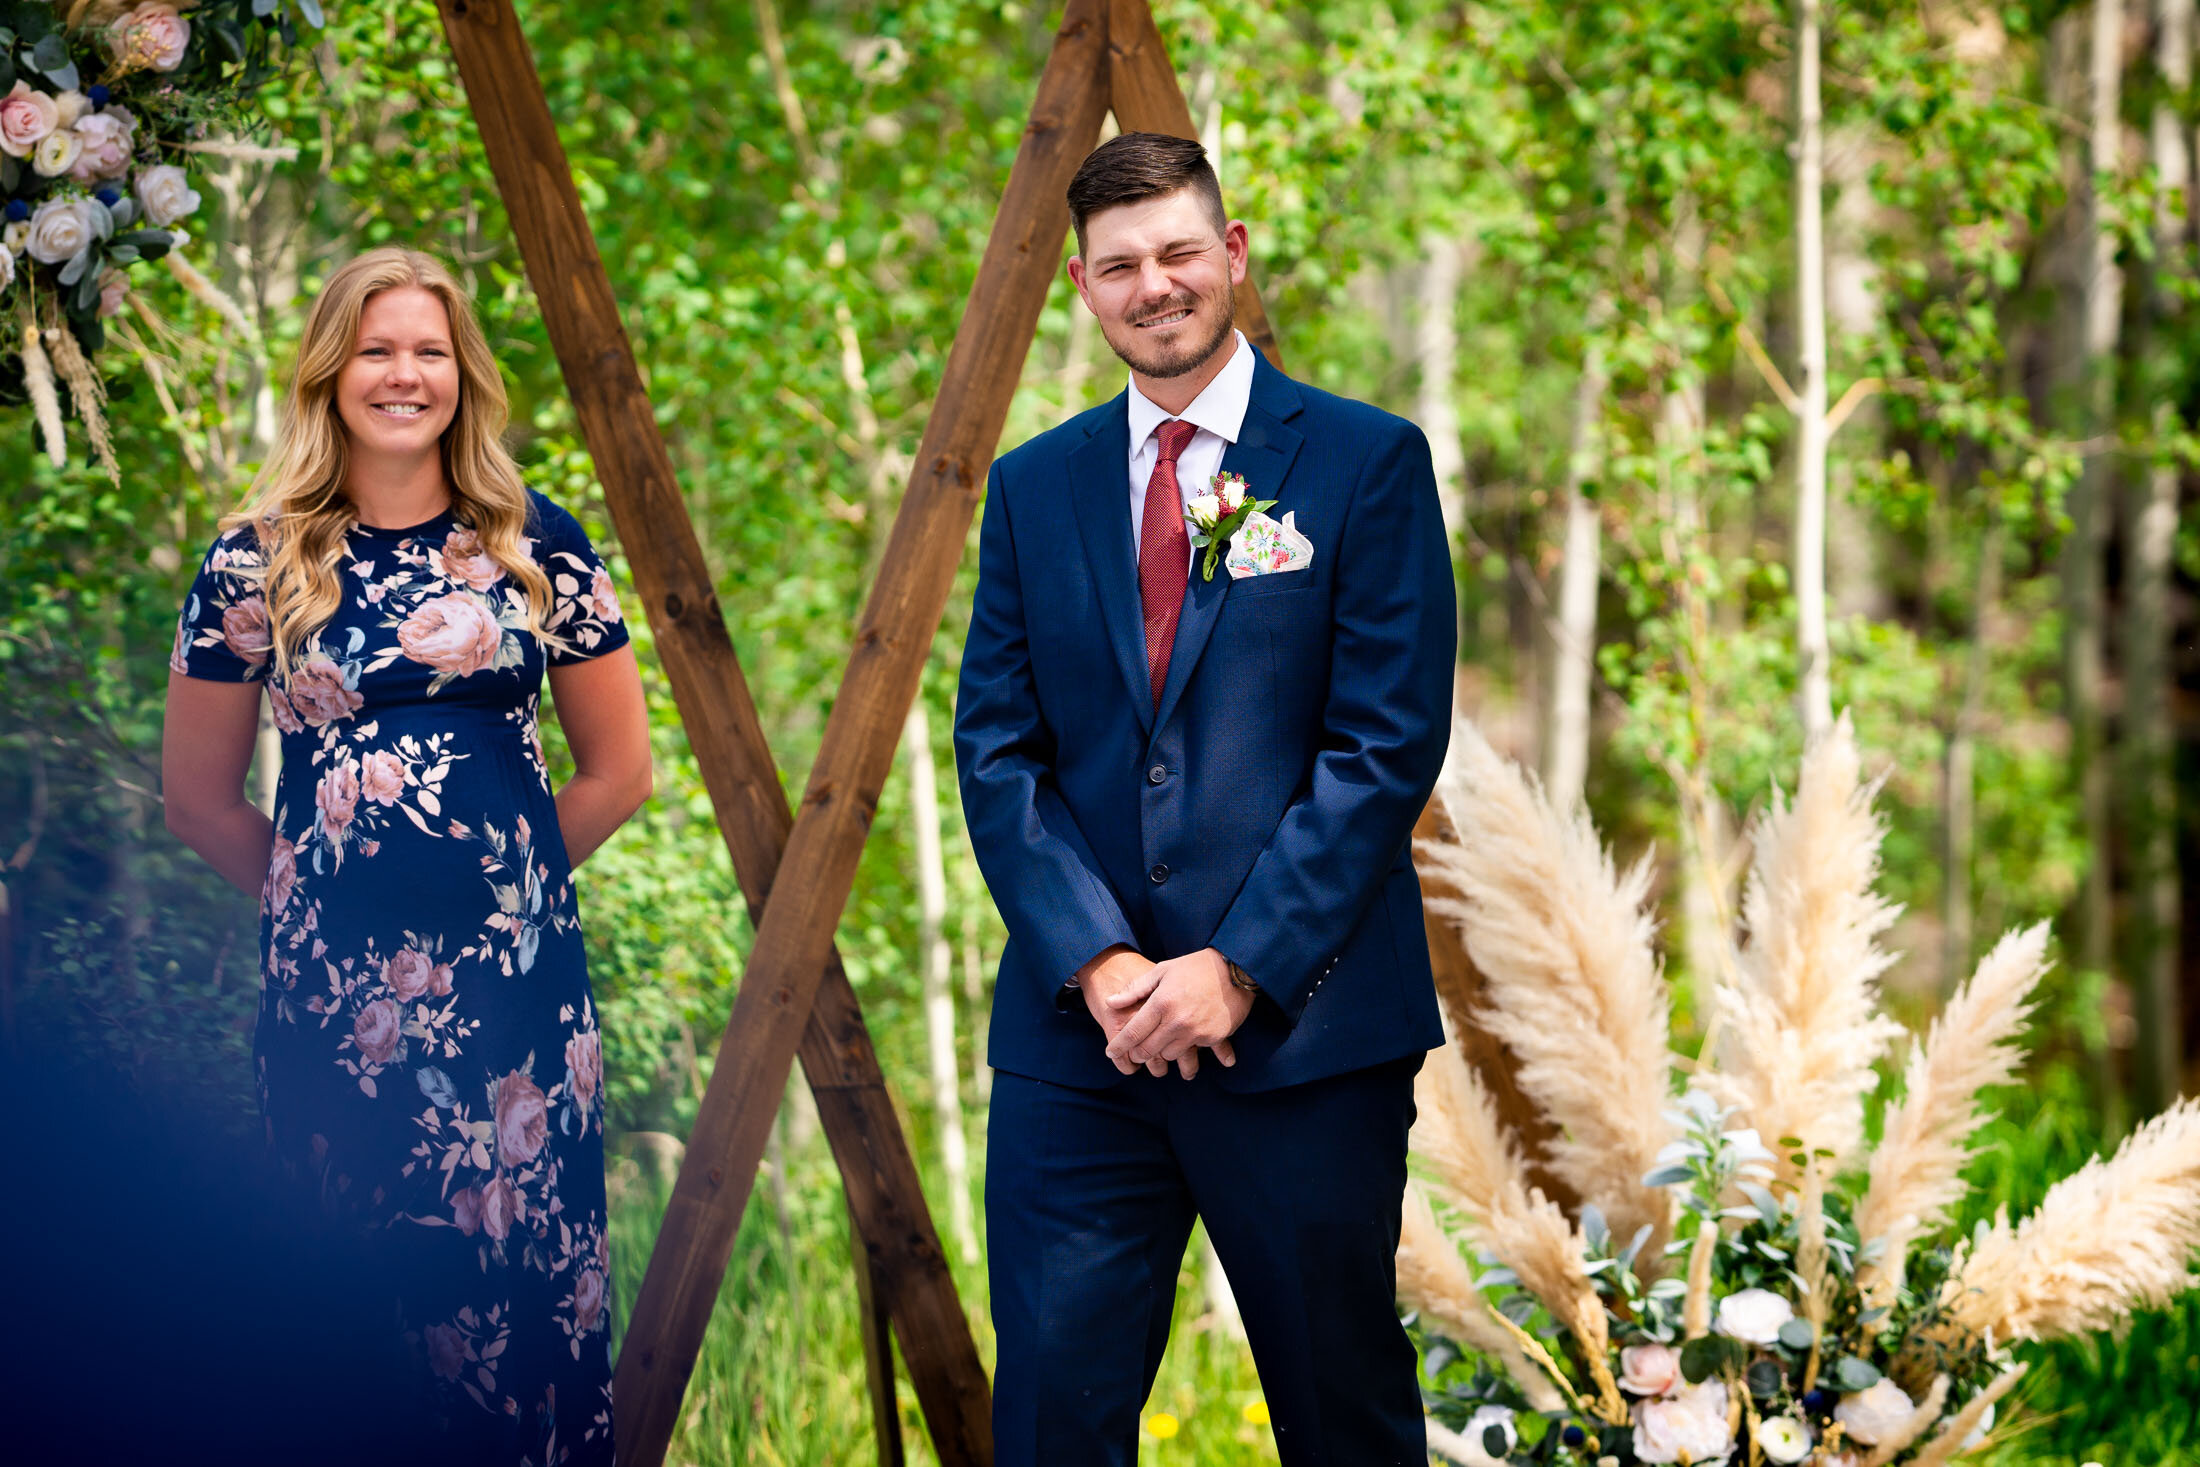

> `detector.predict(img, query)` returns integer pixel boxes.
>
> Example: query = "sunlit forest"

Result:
[4,1,2197,1462]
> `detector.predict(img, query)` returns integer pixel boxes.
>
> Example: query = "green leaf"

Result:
[1745,1360,1784,1399]
[1680,1333,1738,1384]
[1832,1356,1883,1392]
[1777,1317,1816,1351]
[1481,1425,1509,1458]
[28,33,76,91]
[297,0,326,28]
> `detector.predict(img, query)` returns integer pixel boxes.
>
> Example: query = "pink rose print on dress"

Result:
[572,1267,607,1335]
[423,1321,468,1382]
[267,683,304,734]
[587,567,623,623]
[264,835,297,917]
[451,1185,483,1238]
[316,761,361,843]
[221,595,272,665]
[494,1070,548,1167]
[352,998,402,1066]
[565,1029,602,1113]
[286,656,363,725]
[169,620,189,675]
[480,1174,523,1241]
[384,947,440,1002]
[437,527,506,592]
[359,750,405,806]
[398,592,503,677]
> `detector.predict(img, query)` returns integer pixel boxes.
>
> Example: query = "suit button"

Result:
[1149,864,1170,884]
[1147,764,1168,785]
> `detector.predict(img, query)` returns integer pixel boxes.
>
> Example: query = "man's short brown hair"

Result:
[1066,132,1227,254]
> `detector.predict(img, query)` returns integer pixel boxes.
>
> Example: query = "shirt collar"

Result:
[1126,330,1254,454]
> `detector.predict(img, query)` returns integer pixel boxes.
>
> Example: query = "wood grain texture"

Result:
[431,3,991,1463]
[602,0,1111,1460]
[1102,0,1282,369]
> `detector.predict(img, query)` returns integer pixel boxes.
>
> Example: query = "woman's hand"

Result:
[546,644,651,867]
[161,672,275,898]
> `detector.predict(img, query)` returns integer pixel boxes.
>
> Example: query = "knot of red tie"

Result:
[1154,417,1198,466]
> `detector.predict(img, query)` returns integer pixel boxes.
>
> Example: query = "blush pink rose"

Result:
[263,835,297,916]
[438,527,505,592]
[587,566,622,623]
[494,1070,548,1167]
[267,683,304,734]
[111,3,193,72]
[68,107,136,183]
[572,1266,607,1334]
[96,267,129,319]
[451,1185,483,1237]
[0,82,60,159]
[479,1174,523,1241]
[423,1321,467,1382]
[1620,1342,1682,1397]
[316,762,360,841]
[352,998,401,1066]
[398,592,503,677]
[384,947,435,1002]
[565,1029,602,1109]
[286,656,362,725]
[359,750,405,806]
[221,594,272,664]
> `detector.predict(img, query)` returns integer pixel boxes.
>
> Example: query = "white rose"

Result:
[3,221,28,257]
[1715,1287,1795,1345]
[33,127,84,178]
[1834,1378,1914,1445]
[0,247,13,292]
[1755,1416,1813,1465]
[133,163,200,227]
[25,197,98,265]
[52,91,91,129]
[1186,492,1222,527]
[1216,476,1245,512]
[1456,1405,1516,1466]
[0,81,60,159]
[1619,1342,1682,1396]
[1634,1381,1734,1465]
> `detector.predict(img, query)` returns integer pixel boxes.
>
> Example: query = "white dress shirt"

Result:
[1125,330,1255,563]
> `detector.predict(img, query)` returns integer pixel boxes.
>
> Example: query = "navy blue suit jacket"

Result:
[954,352,1455,1092]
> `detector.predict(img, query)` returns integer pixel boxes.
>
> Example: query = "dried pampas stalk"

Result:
[1796,1158,1830,1392]
[1945,1097,2200,1342]
[1419,720,1675,1248]
[1681,1223,1718,1338]
[178,138,302,163]
[1415,1040,1535,1223]
[1906,1365,2027,1467]
[44,320,118,483]
[1860,1374,1950,1466]
[1857,924,2049,1311]
[164,248,260,342]
[1710,712,1905,1185]
[1396,1183,1566,1412]
[17,302,67,469]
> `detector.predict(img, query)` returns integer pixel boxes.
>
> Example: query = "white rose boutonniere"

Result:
[1182,470,1276,581]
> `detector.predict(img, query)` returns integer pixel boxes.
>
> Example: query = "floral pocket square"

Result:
[1226,510,1315,580]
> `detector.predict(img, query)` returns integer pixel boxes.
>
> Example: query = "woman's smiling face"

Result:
[335,285,460,458]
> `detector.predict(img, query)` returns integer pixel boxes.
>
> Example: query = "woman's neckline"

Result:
[350,505,457,540]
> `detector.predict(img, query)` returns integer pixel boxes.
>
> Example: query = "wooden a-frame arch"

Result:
[435,2,1519,1463]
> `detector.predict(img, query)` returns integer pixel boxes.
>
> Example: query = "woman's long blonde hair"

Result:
[222,248,554,675]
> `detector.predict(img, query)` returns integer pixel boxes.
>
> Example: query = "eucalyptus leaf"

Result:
[1745,1360,1784,1399]
[1777,1317,1816,1351]
[1642,1164,1695,1188]
[1832,1356,1883,1392]
[58,246,93,286]
[1482,1425,1509,1458]
[298,0,326,28]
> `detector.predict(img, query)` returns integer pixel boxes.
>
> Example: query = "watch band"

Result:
[1225,958,1260,995]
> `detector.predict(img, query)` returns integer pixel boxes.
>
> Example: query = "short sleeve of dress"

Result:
[531,493,633,667]
[170,524,274,683]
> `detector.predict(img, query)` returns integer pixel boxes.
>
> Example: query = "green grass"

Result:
[608,1061,2199,1465]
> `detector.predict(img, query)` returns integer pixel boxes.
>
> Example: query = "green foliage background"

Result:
[3,1,2196,1462]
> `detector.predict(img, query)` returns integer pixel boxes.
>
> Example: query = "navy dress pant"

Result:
[985,1053,1426,1467]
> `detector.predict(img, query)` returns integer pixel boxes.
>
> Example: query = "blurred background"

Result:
[1,1,2196,1461]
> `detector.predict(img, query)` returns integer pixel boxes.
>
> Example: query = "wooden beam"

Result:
[1102,0,1282,369]
[430,4,991,1464]
[608,0,1112,1460]
[849,1193,907,1467]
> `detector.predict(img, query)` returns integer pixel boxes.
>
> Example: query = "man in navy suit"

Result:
[954,133,1456,1466]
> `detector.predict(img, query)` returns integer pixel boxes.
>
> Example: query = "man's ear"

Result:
[1223,220,1250,287]
[1066,255,1094,310]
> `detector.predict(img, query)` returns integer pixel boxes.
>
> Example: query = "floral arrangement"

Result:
[1182,468,1275,581]
[1399,715,2200,1466]
[1,0,317,476]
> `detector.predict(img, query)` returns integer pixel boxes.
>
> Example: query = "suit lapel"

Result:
[1068,394,1154,737]
[1150,358,1306,736]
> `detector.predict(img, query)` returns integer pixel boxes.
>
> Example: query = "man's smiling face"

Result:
[1069,186,1247,380]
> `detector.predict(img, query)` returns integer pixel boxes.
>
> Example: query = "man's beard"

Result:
[1104,287,1236,379]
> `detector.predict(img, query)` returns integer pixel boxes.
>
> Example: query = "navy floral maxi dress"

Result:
[171,491,628,1466]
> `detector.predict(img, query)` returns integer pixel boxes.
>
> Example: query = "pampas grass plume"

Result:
[1396,1183,1565,1412]
[1947,1097,2200,1342]
[18,311,67,470]
[1419,719,1674,1247]
[1711,713,1906,1184]
[1907,1366,2028,1467]
[1857,924,2050,1306]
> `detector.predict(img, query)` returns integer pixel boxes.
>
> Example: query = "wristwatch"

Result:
[1224,958,1260,995]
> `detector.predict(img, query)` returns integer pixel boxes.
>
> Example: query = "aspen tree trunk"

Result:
[904,700,979,1264]
[2123,0,2189,1107]
[1543,305,1610,808]
[1793,0,1834,743]
[1945,507,2005,989]
[2065,0,2125,999]
[1416,232,1470,548]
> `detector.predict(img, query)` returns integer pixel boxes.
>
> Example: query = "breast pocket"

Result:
[1225,570,1320,601]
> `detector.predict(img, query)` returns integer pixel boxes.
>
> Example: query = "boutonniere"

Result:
[1183,471,1278,582]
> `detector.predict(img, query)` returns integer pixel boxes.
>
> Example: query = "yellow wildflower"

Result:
[1145,1412,1180,1440]
[1242,1401,1271,1426]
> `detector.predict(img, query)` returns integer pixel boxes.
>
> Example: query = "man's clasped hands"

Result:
[1075,944,1255,1079]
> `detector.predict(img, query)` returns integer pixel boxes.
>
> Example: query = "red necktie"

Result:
[1138,418,1199,706]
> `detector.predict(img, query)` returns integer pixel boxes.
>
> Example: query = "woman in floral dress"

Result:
[162,248,650,1466]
